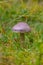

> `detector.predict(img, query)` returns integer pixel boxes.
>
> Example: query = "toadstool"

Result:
[12,22,31,48]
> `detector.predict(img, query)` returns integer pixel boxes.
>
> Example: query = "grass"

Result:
[0,0,43,65]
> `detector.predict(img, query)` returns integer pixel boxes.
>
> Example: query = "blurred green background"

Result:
[0,0,43,65]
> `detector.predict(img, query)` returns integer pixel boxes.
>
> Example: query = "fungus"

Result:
[12,22,31,48]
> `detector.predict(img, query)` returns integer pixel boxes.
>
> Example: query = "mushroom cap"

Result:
[12,22,31,33]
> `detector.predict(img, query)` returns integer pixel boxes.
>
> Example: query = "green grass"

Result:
[0,0,43,65]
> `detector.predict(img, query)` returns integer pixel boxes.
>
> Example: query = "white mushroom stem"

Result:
[20,33,25,48]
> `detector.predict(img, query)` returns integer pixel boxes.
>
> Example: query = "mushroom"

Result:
[12,22,31,48]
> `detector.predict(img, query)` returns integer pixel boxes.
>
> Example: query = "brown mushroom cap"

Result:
[12,22,31,33]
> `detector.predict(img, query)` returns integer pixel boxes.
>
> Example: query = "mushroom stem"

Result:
[20,33,25,48]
